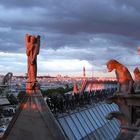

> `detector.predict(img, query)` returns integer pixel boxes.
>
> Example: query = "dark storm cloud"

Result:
[0,0,140,74]
[0,0,47,8]
[1,0,140,37]
[0,0,140,48]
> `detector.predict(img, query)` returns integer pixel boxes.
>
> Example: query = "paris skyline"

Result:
[0,0,140,77]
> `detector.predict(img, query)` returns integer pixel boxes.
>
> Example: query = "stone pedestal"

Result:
[26,81,40,94]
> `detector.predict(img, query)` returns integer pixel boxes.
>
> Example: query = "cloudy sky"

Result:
[0,0,140,77]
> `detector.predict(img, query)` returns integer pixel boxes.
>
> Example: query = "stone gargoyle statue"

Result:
[106,59,135,128]
[106,59,134,94]
[133,67,140,91]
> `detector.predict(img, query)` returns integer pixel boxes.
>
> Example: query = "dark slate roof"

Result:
[3,90,66,140]
[133,130,140,140]
[0,97,10,106]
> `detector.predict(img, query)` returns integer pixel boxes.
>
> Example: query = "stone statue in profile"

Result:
[106,59,134,94]
[25,34,40,88]
[133,67,140,91]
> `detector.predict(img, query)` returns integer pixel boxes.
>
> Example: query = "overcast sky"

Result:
[0,0,140,77]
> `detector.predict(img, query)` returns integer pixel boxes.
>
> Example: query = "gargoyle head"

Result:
[106,59,119,72]
[134,67,140,74]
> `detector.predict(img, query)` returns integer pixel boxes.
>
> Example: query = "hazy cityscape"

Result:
[0,0,140,140]
[0,70,117,138]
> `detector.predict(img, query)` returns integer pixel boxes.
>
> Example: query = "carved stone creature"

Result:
[106,59,134,94]
[133,67,140,90]
[25,34,40,83]
[106,95,131,126]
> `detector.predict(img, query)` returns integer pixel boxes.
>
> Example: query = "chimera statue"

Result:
[106,59,134,94]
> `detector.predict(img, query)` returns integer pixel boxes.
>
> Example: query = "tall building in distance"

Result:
[83,66,86,77]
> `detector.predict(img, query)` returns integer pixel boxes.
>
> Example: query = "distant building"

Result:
[0,97,10,106]
[83,66,86,77]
